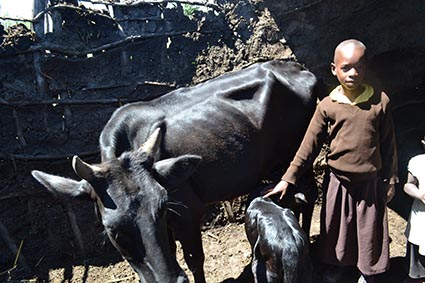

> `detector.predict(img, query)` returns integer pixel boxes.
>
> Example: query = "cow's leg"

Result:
[251,257,267,283]
[169,187,206,283]
[179,223,205,283]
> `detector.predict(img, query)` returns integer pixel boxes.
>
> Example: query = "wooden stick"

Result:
[0,150,100,162]
[222,200,236,223]
[0,221,29,273]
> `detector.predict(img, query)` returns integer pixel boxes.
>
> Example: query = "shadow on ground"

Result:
[222,250,407,283]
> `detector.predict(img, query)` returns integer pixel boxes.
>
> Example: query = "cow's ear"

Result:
[153,155,202,187]
[31,170,93,200]
[72,156,101,182]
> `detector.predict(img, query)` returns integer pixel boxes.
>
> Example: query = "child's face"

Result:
[331,45,367,92]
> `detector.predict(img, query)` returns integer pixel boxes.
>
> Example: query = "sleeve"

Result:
[281,100,328,185]
[379,92,399,184]
[407,156,419,178]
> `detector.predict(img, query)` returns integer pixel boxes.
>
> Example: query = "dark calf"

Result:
[245,197,312,283]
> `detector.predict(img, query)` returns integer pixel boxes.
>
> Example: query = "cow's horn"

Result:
[141,128,162,156]
[72,156,99,181]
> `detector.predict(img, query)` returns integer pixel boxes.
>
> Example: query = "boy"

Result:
[404,136,425,283]
[264,39,398,283]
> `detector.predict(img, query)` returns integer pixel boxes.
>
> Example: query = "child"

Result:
[404,136,425,283]
[264,39,398,283]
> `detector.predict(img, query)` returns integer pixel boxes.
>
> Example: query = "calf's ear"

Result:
[153,155,202,187]
[31,170,93,200]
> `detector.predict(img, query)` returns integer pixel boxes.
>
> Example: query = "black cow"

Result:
[245,197,312,283]
[31,60,317,283]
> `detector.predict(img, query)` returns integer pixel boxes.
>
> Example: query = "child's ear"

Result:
[330,62,337,76]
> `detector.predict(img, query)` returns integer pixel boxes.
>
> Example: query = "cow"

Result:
[31,60,317,283]
[245,197,312,283]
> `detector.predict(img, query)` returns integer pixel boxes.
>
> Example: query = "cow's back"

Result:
[100,60,317,202]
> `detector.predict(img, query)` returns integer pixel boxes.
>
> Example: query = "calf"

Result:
[245,197,312,283]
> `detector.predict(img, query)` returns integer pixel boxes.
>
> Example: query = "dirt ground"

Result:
[42,203,408,283]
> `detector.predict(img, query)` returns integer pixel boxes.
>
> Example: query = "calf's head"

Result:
[32,129,201,283]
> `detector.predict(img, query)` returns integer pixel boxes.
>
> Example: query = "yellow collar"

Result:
[329,84,374,105]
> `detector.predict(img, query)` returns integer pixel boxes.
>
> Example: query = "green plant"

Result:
[183,4,198,20]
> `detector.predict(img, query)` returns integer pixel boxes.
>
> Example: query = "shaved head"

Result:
[331,39,368,94]
[333,39,367,63]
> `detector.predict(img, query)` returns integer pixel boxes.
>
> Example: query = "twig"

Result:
[0,239,24,276]
[13,240,24,268]
[0,221,28,275]
[0,16,33,23]
[28,29,222,57]
[0,150,100,162]
[33,4,115,23]
[35,256,44,268]
[88,0,222,11]
[106,275,136,283]
[206,231,219,240]
[222,200,235,223]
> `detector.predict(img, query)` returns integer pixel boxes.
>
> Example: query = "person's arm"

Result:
[263,180,290,200]
[404,172,425,205]
[379,93,398,185]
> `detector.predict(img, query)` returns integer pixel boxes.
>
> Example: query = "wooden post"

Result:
[222,201,236,223]
[33,0,48,97]
[33,0,47,38]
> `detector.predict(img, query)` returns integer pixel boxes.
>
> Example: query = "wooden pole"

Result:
[33,0,48,97]
[33,0,47,38]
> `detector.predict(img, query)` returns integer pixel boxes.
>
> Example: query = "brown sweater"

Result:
[282,88,398,185]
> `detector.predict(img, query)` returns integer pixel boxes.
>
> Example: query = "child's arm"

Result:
[403,172,425,205]
[379,93,398,185]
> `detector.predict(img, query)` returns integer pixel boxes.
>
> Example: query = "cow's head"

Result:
[32,129,201,283]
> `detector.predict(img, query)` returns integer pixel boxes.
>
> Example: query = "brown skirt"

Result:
[318,170,390,275]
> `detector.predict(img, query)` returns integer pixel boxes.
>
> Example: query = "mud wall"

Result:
[0,0,424,280]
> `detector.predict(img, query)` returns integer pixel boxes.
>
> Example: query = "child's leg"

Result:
[356,177,390,275]
[319,171,358,266]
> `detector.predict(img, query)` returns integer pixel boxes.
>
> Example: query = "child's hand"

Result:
[263,180,289,200]
[386,184,395,204]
